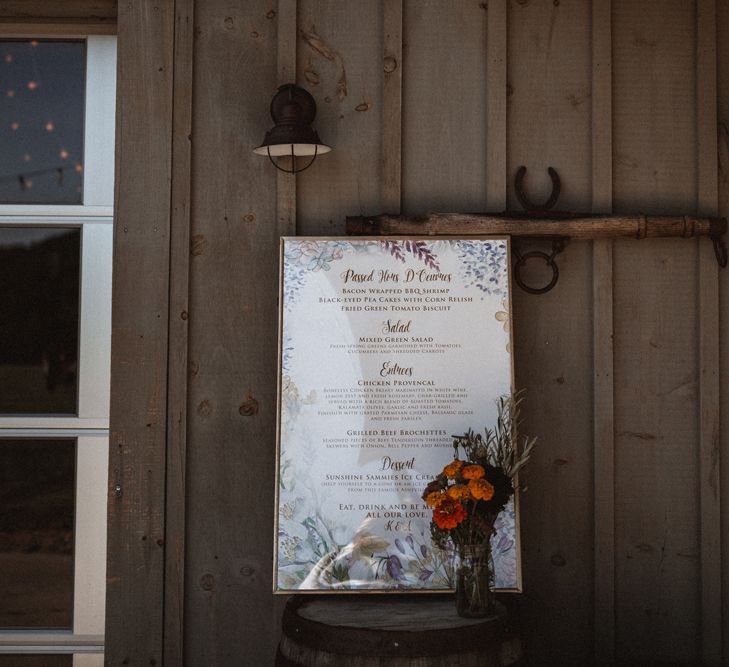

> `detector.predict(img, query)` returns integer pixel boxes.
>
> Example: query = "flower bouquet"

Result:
[422,394,536,617]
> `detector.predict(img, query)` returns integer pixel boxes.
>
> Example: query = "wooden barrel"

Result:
[276,594,521,666]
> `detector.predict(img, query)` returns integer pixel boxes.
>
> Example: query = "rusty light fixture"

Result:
[253,83,331,174]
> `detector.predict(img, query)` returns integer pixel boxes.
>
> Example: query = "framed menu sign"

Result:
[275,237,516,593]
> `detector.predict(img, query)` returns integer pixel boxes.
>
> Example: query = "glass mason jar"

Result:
[455,542,495,618]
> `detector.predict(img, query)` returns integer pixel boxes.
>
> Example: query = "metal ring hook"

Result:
[513,251,560,294]
[512,237,567,295]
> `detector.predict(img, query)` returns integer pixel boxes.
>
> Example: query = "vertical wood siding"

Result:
[108,0,726,663]
[182,1,286,665]
[507,2,594,665]
[296,0,383,235]
[717,2,729,664]
[401,0,488,215]
[612,1,701,662]
[591,2,615,663]
[106,2,174,665]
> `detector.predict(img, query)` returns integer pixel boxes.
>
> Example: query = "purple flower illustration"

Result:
[386,555,404,580]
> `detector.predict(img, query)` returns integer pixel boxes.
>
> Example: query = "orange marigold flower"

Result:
[462,464,485,480]
[425,491,444,508]
[443,459,465,479]
[446,484,471,501]
[433,497,468,529]
[468,478,495,501]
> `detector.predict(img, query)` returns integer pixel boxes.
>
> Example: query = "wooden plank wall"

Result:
[107,0,727,664]
[287,0,726,663]
[507,2,594,664]
[612,2,703,663]
[106,2,174,665]
[719,5,729,664]
[182,2,284,666]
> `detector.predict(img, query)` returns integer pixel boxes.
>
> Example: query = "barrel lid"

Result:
[281,594,507,657]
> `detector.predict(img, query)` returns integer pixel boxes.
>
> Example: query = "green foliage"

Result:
[452,392,536,483]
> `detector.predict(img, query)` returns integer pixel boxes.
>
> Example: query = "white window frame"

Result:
[0,35,116,665]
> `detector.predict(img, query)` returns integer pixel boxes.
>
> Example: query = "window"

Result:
[0,35,116,666]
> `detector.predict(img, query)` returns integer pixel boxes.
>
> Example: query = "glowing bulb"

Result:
[74,163,83,173]
[6,90,14,98]
[25,179,33,189]
[10,122,19,130]
[59,149,69,159]
[45,121,54,132]
[30,40,39,47]
[4,55,12,63]
[27,81,38,90]
[23,153,32,162]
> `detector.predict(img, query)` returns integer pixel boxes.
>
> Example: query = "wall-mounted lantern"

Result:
[253,83,331,174]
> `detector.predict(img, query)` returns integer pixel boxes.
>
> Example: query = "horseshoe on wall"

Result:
[514,165,561,212]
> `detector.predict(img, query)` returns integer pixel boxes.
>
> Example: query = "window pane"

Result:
[0,40,85,204]
[0,228,80,414]
[0,439,75,629]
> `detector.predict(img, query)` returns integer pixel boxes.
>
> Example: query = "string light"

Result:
[1,39,85,198]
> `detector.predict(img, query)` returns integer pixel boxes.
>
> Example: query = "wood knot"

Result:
[550,553,566,567]
[383,56,398,74]
[266,10,276,19]
[304,69,320,85]
[224,16,234,29]
[191,234,207,256]
[355,101,371,112]
[239,395,259,416]
[197,400,212,417]
[200,573,215,591]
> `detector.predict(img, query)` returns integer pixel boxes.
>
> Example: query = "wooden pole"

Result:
[346,213,726,241]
